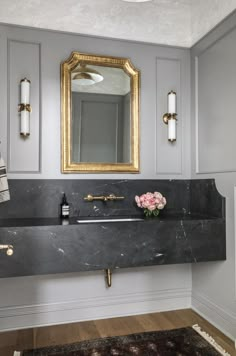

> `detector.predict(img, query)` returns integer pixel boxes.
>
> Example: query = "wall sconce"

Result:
[162,90,177,142]
[18,78,32,138]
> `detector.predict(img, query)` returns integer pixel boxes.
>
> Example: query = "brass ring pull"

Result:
[0,244,14,256]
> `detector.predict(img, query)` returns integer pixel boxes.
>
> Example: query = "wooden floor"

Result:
[0,309,235,355]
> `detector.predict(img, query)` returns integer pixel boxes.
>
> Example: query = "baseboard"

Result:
[192,292,236,342]
[0,288,191,331]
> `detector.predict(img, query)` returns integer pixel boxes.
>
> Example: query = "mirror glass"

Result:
[61,52,140,173]
[72,65,131,164]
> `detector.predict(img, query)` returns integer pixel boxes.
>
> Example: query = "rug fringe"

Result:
[192,324,231,356]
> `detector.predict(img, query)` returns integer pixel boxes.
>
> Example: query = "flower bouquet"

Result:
[135,192,167,217]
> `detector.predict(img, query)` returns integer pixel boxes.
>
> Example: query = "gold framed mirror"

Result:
[61,51,140,173]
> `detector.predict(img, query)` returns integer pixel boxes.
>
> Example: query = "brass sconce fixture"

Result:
[162,90,177,142]
[18,78,32,138]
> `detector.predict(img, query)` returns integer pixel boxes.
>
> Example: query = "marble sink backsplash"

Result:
[0,179,224,220]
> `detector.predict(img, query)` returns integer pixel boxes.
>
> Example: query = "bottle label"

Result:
[62,205,69,217]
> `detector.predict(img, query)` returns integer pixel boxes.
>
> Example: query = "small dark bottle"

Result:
[60,193,70,219]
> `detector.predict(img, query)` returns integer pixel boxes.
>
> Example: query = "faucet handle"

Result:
[84,194,105,201]
[84,194,94,201]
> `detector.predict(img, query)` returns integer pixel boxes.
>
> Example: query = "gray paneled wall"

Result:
[191,12,236,340]
[195,30,236,174]
[0,23,192,332]
[0,24,191,179]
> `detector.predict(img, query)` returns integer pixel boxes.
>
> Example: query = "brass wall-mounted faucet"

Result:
[84,194,124,202]
[0,244,14,256]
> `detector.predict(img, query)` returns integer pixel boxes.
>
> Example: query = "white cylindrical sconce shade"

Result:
[168,117,176,142]
[19,78,31,137]
[162,90,177,143]
[21,79,30,104]
[20,110,30,137]
[167,91,176,115]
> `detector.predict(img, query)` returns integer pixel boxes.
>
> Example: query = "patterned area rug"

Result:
[15,325,230,356]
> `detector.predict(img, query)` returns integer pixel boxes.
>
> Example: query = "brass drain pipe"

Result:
[105,269,112,287]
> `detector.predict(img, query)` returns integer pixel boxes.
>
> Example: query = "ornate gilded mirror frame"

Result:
[61,51,140,173]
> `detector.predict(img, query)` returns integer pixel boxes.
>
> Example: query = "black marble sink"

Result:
[0,179,226,278]
[0,216,145,227]
[77,216,144,223]
[0,213,220,228]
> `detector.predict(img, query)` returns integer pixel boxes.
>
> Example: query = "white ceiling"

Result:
[0,0,236,47]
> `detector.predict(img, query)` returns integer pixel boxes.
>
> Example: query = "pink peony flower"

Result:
[139,194,146,203]
[142,200,150,209]
[155,197,161,204]
[162,197,167,205]
[148,204,156,211]
[135,195,141,207]
[135,191,166,217]
[148,197,156,205]
[154,192,162,199]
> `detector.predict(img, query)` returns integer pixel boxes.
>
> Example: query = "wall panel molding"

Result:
[7,39,41,173]
[0,287,191,332]
[192,292,236,342]
[195,29,236,174]
[155,57,182,175]
[0,29,8,163]
[234,187,236,302]
[191,15,236,343]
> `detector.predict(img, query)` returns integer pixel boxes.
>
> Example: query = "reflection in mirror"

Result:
[72,65,131,164]
[61,52,140,173]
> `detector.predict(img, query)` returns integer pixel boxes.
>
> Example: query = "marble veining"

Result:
[0,217,225,278]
